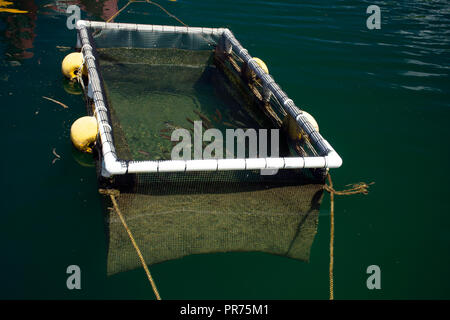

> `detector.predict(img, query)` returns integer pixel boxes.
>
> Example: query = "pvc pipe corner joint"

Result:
[76,20,88,30]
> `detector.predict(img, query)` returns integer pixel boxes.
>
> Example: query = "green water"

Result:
[1,0,449,299]
[99,47,285,161]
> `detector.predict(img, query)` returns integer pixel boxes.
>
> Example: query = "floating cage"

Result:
[74,20,342,275]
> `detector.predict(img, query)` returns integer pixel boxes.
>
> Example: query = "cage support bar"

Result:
[77,20,225,35]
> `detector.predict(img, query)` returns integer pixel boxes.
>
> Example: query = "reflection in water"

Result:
[1,0,37,60]
[0,0,118,61]
[80,0,118,22]
[41,0,118,22]
[0,0,28,13]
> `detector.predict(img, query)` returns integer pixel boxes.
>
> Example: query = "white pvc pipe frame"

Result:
[76,20,342,177]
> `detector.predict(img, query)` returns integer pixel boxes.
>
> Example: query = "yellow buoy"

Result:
[244,57,269,82]
[284,111,319,141]
[61,52,86,80]
[252,57,269,74]
[303,111,319,133]
[70,116,98,153]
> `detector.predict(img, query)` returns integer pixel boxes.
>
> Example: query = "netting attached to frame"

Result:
[77,21,342,177]
[75,21,336,274]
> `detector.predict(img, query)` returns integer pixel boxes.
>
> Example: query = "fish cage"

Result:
[75,20,342,177]
[74,20,342,274]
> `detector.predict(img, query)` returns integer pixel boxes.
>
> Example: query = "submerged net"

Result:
[100,171,324,275]
[97,46,281,161]
[81,25,326,275]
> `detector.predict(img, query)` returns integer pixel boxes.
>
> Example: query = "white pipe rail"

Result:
[76,20,342,177]
[77,20,226,35]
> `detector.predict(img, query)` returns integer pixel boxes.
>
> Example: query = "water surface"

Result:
[0,0,449,299]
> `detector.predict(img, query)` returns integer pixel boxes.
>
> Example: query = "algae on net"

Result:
[97,47,215,67]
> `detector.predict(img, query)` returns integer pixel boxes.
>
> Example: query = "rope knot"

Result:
[326,173,374,300]
[324,181,374,196]
[98,188,120,196]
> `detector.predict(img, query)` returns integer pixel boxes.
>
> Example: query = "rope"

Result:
[145,0,188,27]
[324,173,374,300]
[106,0,137,23]
[324,181,374,196]
[99,189,162,300]
[104,0,215,46]
[106,0,188,26]
[327,173,335,300]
